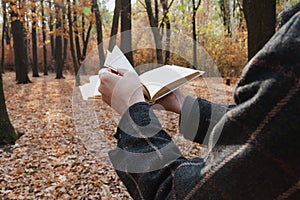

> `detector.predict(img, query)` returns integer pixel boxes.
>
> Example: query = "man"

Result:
[98,7,300,200]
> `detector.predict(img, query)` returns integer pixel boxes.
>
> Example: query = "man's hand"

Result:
[98,68,145,115]
[155,90,187,114]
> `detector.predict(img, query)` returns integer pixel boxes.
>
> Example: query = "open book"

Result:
[79,46,204,103]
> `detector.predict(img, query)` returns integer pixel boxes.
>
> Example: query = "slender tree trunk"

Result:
[145,0,163,64]
[219,0,231,36]
[49,0,55,60]
[0,73,19,145]
[108,0,121,51]
[31,5,39,77]
[92,0,105,67]
[67,0,80,85]
[73,0,81,64]
[1,1,7,74]
[63,14,68,65]
[243,0,276,60]
[82,22,92,60]
[55,5,64,79]
[41,0,48,75]
[192,0,201,68]
[161,0,172,64]
[81,15,85,48]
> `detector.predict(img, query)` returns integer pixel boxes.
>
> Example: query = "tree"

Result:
[192,0,201,68]
[73,0,82,65]
[10,0,31,84]
[67,0,80,85]
[49,0,55,60]
[41,0,48,75]
[55,3,64,79]
[219,0,231,36]
[120,0,133,65]
[63,13,69,65]
[1,0,8,74]
[31,1,39,77]
[92,0,105,67]
[145,0,163,64]
[144,0,174,64]
[243,0,276,60]
[108,0,121,51]
[0,74,19,145]
[80,4,93,62]
[161,0,174,64]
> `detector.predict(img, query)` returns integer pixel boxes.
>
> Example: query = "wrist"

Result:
[173,93,187,114]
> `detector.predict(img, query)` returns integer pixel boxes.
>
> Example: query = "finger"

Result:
[117,68,130,76]
[99,69,121,82]
[98,68,109,75]
[98,68,110,79]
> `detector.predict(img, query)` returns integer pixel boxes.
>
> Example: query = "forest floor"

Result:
[0,72,234,199]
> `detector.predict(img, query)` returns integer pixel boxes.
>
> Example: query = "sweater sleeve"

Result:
[179,96,235,144]
[108,102,205,200]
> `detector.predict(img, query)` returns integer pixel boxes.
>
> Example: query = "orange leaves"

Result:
[0,72,132,199]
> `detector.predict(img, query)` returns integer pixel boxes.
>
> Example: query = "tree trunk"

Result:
[0,73,18,145]
[219,0,231,36]
[73,0,81,65]
[145,0,163,64]
[120,0,133,65]
[41,0,48,75]
[161,0,173,64]
[1,1,7,74]
[192,0,201,68]
[10,0,31,84]
[49,0,55,60]
[82,22,92,61]
[67,0,80,85]
[31,5,39,77]
[92,0,105,67]
[81,15,85,48]
[243,0,276,60]
[55,6,64,79]
[108,0,121,51]
[63,13,68,65]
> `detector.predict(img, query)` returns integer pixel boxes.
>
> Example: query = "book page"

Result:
[139,65,203,100]
[79,75,101,100]
[104,46,135,72]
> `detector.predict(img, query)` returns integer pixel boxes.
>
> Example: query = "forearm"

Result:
[179,96,235,144]
[109,102,205,199]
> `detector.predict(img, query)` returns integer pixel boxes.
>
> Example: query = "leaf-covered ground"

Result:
[0,72,234,199]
